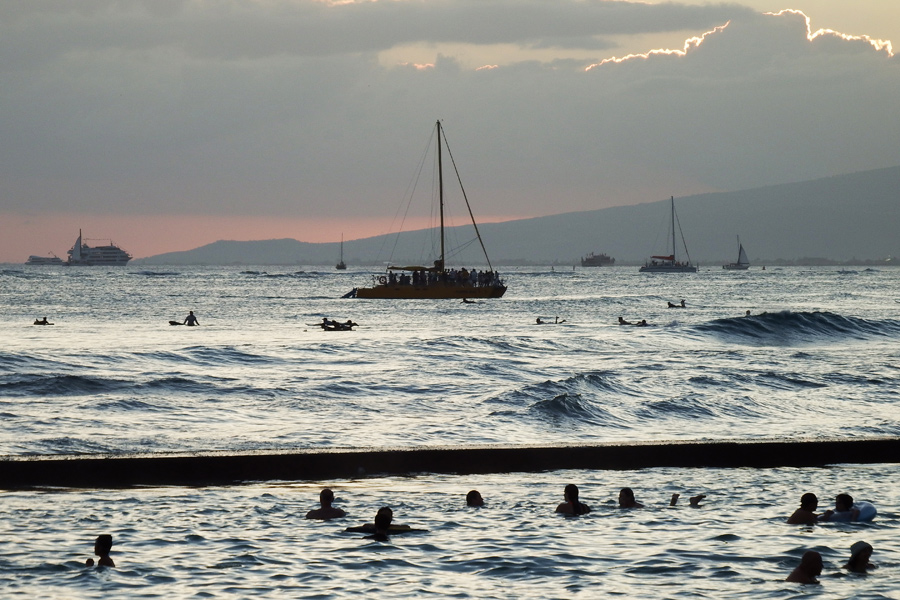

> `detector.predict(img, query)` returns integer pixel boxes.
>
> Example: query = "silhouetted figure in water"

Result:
[667,299,686,308]
[364,507,393,541]
[183,311,199,326]
[306,488,347,520]
[618,317,632,325]
[466,490,484,507]
[85,534,115,567]
[556,483,591,515]
[787,492,819,524]
[785,550,822,584]
[844,541,874,573]
[34,317,50,325]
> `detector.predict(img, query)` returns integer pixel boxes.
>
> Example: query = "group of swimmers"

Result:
[84,485,878,583]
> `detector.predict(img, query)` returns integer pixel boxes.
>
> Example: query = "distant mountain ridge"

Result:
[136,166,900,266]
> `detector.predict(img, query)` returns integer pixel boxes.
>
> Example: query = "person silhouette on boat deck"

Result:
[466,490,484,507]
[618,317,632,325]
[556,483,591,515]
[85,534,115,567]
[306,488,347,520]
[183,311,199,326]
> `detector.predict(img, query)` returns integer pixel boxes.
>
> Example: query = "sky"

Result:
[2,0,898,262]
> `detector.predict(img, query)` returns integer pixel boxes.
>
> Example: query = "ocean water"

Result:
[1,264,899,597]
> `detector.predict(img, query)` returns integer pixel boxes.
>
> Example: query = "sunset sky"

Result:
[2,0,897,262]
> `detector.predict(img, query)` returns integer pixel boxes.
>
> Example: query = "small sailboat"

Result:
[355,121,506,299]
[335,234,347,270]
[639,196,697,273]
[723,237,750,270]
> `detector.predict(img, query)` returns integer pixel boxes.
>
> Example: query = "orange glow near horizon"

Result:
[1,212,528,263]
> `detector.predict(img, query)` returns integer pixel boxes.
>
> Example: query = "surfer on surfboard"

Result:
[183,311,199,326]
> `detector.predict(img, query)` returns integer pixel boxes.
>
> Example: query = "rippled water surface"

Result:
[1,264,899,597]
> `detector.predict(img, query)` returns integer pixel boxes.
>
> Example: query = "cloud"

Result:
[0,1,897,228]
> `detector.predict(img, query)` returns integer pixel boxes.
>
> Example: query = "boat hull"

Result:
[356,282,506,299]
[639,264,697,273]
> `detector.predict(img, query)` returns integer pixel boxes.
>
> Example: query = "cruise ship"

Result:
[66,230,132,266]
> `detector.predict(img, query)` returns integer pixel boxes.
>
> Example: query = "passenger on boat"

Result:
[785,551,823,584]
[556,483,591,515]
[85,534,115,567]
[306,488,347,520]
[787,493,819,524]
[183,311,199,326]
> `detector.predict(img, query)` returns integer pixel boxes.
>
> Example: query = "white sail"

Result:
[71,229,83,261]
[737,243,749,266]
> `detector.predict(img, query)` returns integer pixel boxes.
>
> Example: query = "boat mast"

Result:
[670,196,676,262]
[437,120,445,270]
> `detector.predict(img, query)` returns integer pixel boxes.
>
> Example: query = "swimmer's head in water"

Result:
[94,534,112,556]
[800,493,818,510]
[835,493,853,512]
[619,487,635,504]
[320,488,335,506]
[374,508,393,532]
[466,490,484,506]
[564,484,581,505]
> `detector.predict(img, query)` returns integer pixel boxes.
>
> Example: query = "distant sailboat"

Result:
[336,234,347,270]
[639,196,697,273]
[723,237,750,270]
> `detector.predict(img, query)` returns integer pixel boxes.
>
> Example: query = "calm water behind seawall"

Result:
[1,264,899,598]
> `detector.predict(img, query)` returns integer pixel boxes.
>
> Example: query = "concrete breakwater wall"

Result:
[2,437,899,489]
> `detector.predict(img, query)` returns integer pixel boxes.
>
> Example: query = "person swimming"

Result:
[618,317,632,325]
[618,487,645,508]
[364,507,393,542]
[556,483,591,515]
[787,492,819,524]
[305,488,347,520]
[85,534,115,567]
[466,490,484,507]
[844,541,874,573]
[785,550,823,584]
[818,493,858,522]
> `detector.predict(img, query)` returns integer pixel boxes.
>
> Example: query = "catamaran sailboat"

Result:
[639,196,697,273]
[355,121,506,299]
[723,237,750,270]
